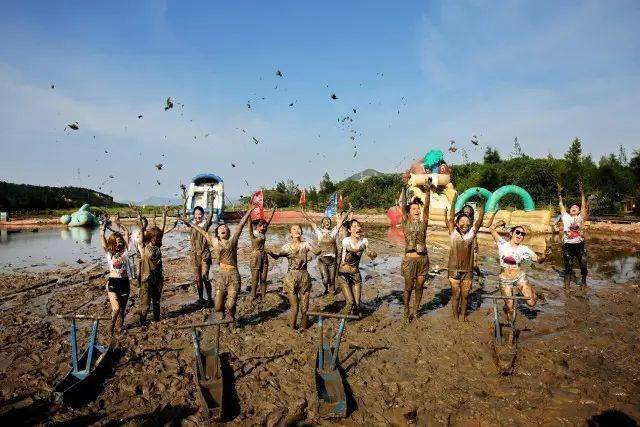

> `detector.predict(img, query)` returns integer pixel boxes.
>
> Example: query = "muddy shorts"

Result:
[107,277,130,296]
[250,251,269,280]
[499,270,527,287]
[448,270,473,281]
[338,270,362,287]
[216,270,241,293]
[283,270,311,295]
[401,254,429,280]
[191,250,212,278]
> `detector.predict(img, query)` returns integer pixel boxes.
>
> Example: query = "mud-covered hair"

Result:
[215,223,229,237]
[321,216,332,226]
[144,226,163,247]
[409,197,423,207]
[345,219,361,231]
[461,204,475,218]
[106,232,125,255]
[254,219,268,228]
[193,206,204,215]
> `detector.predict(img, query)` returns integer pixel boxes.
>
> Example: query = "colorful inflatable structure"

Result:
[60,204,100,228]
[388,150,553,233]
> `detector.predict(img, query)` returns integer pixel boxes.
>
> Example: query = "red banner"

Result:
[338,193,344,210]
[299,189,307,205]
[250,190,265,221]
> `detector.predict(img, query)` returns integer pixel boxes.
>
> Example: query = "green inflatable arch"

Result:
[486,185,535,212]
[455,187,493,212]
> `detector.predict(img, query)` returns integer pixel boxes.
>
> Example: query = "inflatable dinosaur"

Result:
[60,204,100,228]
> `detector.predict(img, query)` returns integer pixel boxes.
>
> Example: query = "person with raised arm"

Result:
[444,195,488,321]
[268,224,321,329]
[557,181,589,289]
[247,204,277,300]
[300,206,351,295]
[182,201,254,324]
[188,202,215,306]
[100,214,134,337]
[489,220,546,321]
[399,183,431,323]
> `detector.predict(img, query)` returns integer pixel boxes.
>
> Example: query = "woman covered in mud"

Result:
[399,184,431,323]
[182,202,254,324]
[135,206,177,325]
[444,196,486,321]
[557,181,589,289]
[188,205,215,306]
[300,207,351,295]
[268,225,320,329]
[100,215,134,337]
[489,221,546,320]
[338,219,376,316]
[247,204,277,300]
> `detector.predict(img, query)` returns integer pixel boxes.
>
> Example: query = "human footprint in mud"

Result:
[100,215,134,337]
[135,206,178,325]
[489,221,547,321]
[268,225,321,329]
[338,219,376,317]
[188,204,215,306]
[247,204,277,300]
[182,204,254,324]
[444,194,486,321]
[300,206,351,295]
[399,184,431,323]
[557,181,589,290]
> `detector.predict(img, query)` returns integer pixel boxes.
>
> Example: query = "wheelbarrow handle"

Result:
[55,314,112,320]
[480,294,530,300]
[306,311,360,320]
[175,320,234,329]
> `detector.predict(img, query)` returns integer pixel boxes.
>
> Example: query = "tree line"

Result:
[243,138,639,215]
[0,181,117,211]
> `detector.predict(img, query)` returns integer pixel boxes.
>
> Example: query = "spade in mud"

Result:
[66,122,79,131]
[252,137,260,144]
[164,97,174,111]
[155,164,163,170]
[276,69,283,77]
[330,93,338,100]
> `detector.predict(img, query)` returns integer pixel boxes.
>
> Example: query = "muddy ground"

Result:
[0,225,639,426]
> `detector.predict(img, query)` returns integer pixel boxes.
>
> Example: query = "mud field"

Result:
[0,225,639,426]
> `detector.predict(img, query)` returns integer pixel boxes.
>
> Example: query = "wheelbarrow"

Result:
[306,311,359,418]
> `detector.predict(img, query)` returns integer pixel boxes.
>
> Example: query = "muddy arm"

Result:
[232,205,254,240]
[400,188,408,221]
[579,180,588,220]
[489,219,503,243]
[160,206,169,234]
[181,216,214,247]
[444,193,455,234]
[204,196,215,231]
[300,207,317,230]
[422,183,431,227]
[473,205,485,234]
[100,220,108,251]
[557,183,566,215]
[266,204,277,227]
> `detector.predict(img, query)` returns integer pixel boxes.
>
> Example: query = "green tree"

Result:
[483,147,501,164]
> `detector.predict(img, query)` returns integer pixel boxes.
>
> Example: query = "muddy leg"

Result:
[578,244,588,287]
[413,276,426,318]
[202,260,212,305]
[449,278,461,320]
[226,283,238,322]
[250,268,259,300]
[353,282,362,316]
[501,285,515,321]
[300,291,310,329]
[403,275,415,322]
[328,260,337,293]
[108,292,120,336]
[193,254,204,301]
[339,274,354,314]
[260,257,269,297]
[117,293,129,332]
[287,291,299,329]
[518,280,537,307]
[214,278,226,315]
[138,279,150,325]
[460,279,472,321]
[562,243,573,289]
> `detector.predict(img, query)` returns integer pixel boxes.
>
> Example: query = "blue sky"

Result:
[1,0,639,202]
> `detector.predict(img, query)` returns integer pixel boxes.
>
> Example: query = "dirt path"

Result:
[0,232,639,426]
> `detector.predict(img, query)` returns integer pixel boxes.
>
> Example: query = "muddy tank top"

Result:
[250,230,266,252]
[215,234,240,267]
[190,221,210,256]
[140,245,162,281]
[403,219,427,254]
[280,242,313,271]
[448,229,475,272]
[316,227,338,257]
[340,237,368,271]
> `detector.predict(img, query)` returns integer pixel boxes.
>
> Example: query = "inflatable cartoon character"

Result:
[60,204,100,228]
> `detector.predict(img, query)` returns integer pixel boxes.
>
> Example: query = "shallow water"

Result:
[0,225,638,286]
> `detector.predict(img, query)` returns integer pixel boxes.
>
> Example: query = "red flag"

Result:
[338,193,344,210]
[250,190,265,221]
[299,189,307,205]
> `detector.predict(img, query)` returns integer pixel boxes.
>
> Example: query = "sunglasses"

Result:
[514,229,527,237]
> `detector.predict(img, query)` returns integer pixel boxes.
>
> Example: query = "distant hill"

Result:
[345,169,384,181]
[0,181,117,211]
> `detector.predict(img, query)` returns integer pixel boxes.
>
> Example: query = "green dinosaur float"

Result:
[60,204,100,227]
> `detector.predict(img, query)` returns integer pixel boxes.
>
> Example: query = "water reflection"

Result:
[61,227,93,244]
